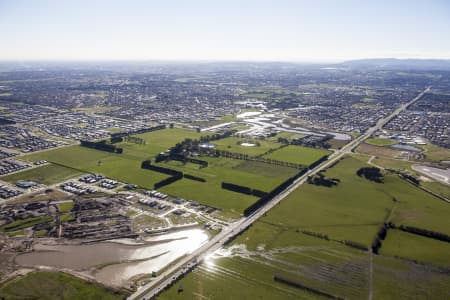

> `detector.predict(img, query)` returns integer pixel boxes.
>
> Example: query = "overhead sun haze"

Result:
[0,0,449,61]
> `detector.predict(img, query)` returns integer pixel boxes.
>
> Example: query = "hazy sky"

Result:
[0,0,449,61]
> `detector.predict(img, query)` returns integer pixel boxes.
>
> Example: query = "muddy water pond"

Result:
[15,228,208,286]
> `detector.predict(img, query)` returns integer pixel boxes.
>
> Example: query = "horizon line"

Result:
[1,56,450,65]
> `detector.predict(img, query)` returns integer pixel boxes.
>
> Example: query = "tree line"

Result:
[80,140,123,154]
[221,182,268,197]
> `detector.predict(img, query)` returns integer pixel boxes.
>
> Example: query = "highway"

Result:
[128,87,430,300]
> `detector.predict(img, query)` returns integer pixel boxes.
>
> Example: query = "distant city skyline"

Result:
[0,0,449,61]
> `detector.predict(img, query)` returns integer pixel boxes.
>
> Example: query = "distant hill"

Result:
[338,58,450,70]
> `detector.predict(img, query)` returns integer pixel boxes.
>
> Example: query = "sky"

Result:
[0,0,449,62]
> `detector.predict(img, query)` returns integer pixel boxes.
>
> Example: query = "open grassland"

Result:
[0,271,126,300]
[23,146,170,189]
[213,137,281,156]
[365,138,396,147]
[328,138,349,149]
[421,181,450,199]
[261,157,392,247]
[233,160,298,178]
[419,144,450,161]
[252,156,450,245]
[263,145,331,166]
[21,130,295,214]
[383,175,450,235]
[134,127,208,149]
[356,143,403,158]
[373,255,450,300]
[159,157,291,214]
[1,163,83,185]
[160,155,450,299]
[381,230,450,267]
[158,252,365,300]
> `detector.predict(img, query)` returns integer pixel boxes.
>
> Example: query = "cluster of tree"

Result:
[184,174,206,182]
[110,124,166,138]
[198,131,234,142]
[244,168,309,216]
[124,136,146,144]
[80,140,123,154]
[141,160,182,176]
[307,173,340,187]
[273,275,344,300]
[168,131,234,158]
[221,182,268,197]
[372,223,388,254]
[397,224,450,243]
[169,153,208,167]
[356,167,384,183]
[278,134,333,149]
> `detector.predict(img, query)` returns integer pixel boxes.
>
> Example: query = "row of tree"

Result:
[80,140,123,153]
[141,160,207,188]
[154,173,183,189]
[141,160,182,176]
[110,124,166,138]
[221,182,268,197]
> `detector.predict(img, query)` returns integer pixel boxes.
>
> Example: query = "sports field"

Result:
[213,137,281,156]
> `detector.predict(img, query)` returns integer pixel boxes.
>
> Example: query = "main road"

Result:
[129,87,430,300]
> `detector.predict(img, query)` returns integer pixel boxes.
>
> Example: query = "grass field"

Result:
[159,155,450,299]
[213,137,281,156]
[233,160,298,178]
[356,143,403,158]
[421,181,450,199]
[23,146,170,189]
[134,127,208,150]
[1,164,83,185]
[0,271,126,300]
[263,145,330,166]
[57,201,73,212]
[20,130,297,214]
[261,156,392,246]
[373,255,450,300]
[159,157,289,214]
[419,144,450,161]
[365,138,396,147]
[380,230,450,267]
